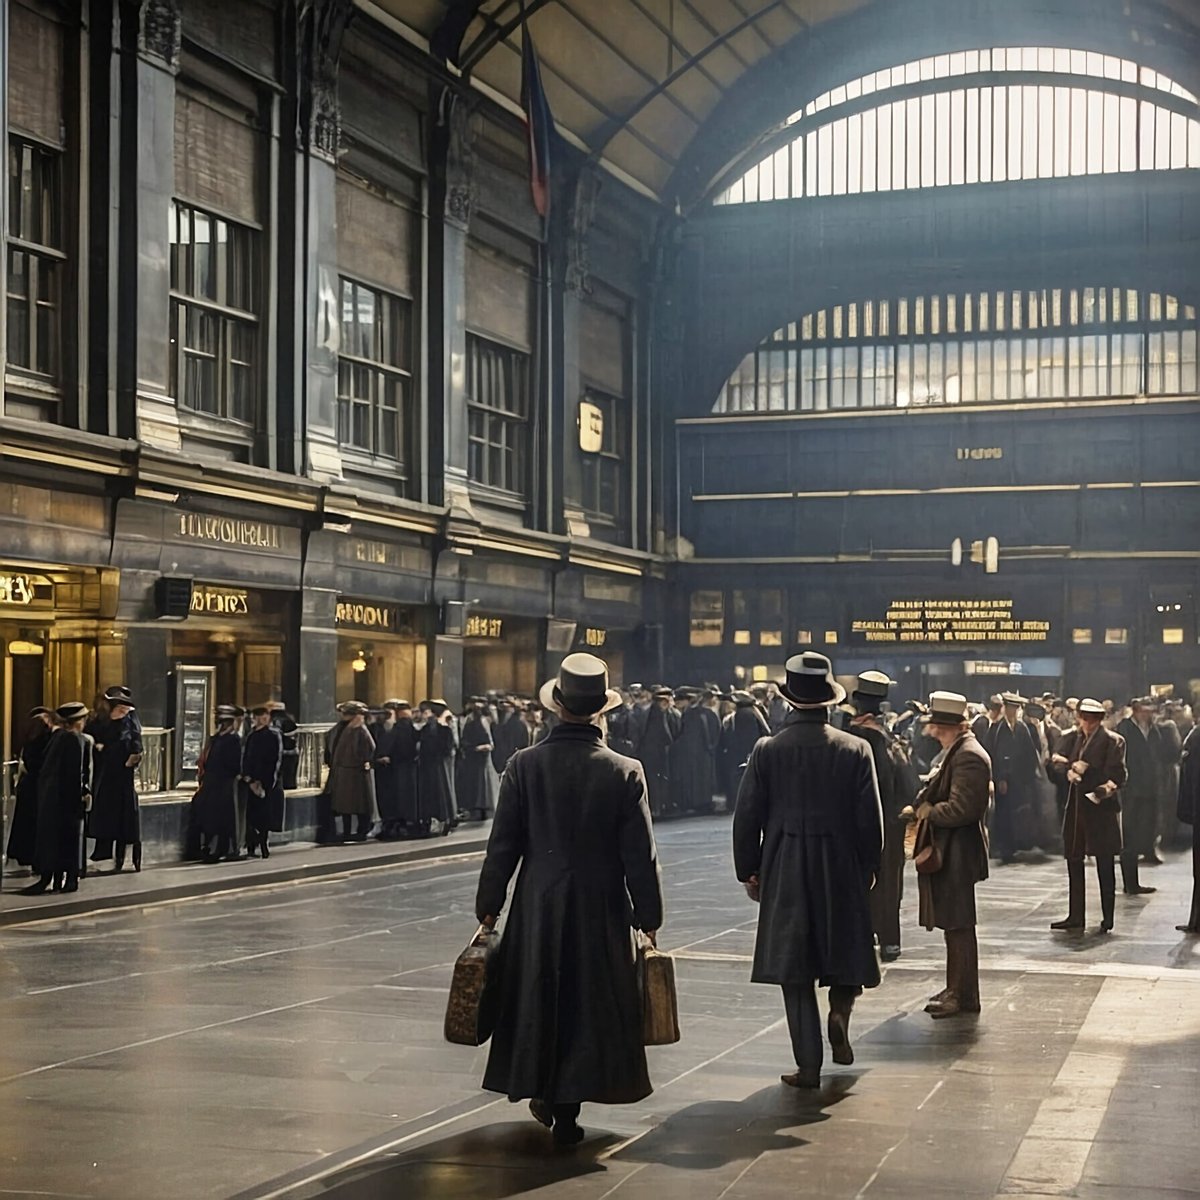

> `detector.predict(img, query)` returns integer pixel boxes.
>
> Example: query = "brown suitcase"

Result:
[639,939,681,1046]
[443,925,501,1046]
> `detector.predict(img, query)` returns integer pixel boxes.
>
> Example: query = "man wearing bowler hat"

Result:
[733,652,883,1087]
[475,653,663,1146]
[911,692,992,1018]
[849,671,910,963]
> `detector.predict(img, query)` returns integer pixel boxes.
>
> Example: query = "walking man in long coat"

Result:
[733,653,883,1088]
[1048,698,1127,934]
[911,692,992,1019]
[476,653,663,1146]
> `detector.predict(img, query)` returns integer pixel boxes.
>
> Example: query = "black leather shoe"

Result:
[18,879,51,896]
[781,1069,821,1089]
[1096,921,1113,935]
[880,945,901,962]
[1050,918,1084,930]
[827,1011,854,1065]
[1124,886,1156,895]
[552,1121,585,1146]
[928,995,980,1019]
[926,987,952,1008]
[529,1100,553,1129]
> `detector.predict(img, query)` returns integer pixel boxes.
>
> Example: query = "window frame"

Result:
[577,387,629,529]
[465,331,532,500]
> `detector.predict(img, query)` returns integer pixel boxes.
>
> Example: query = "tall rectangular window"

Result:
[169,202,259,423]
[578,389,628,525]
[338,278,412,469]
[466,333,530,496]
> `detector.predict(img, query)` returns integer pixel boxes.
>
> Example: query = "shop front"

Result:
[335,599,429,705]
[461,612,543,700]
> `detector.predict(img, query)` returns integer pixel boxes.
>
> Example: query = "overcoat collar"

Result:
[784,708,829,726]
[546,721,604,745]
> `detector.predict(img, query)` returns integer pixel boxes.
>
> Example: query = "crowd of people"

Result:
[467,651,1200,1145]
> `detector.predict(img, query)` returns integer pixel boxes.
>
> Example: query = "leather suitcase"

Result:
[640,940,681,1046]
[444,925,501,1046]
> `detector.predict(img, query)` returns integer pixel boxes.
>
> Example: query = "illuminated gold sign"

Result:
[178,513,281,549]
[852,599,1050,644]
[0,573,35,605]
[191,586,250,615]
[465,614,504,639]
[956,447,1004,461]
[579,401,604,453]
[583,627,607,647]
[336,601,396,630]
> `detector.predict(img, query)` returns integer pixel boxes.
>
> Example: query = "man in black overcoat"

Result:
[416,700,459,834]
[87,692,144,872]
[241,705,283,858]
[636,687,679,818]
[23,702,92,894]
[1116,698,1161,893]
[720,691,770,809]
[375,700,419,839]
[269,702,300,791]
[671,689,717,814]
[476,654,663,1146]
[848,671,907,962]
[1048,698,1127,934]
[733,653,883,1088]
[1177,723,1200,934]
[491,697,531,775]
[198,705,245,862]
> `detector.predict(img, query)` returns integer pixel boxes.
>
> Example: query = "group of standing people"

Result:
[6,686,143,893]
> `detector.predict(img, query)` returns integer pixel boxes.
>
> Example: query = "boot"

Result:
[1098,856,1116,932]
[260,833,270,859]
[132,843,142,873]
[19,874,52,895]
[62,871,79,893]
[1051,860,1086,929]
[1121,852,1156,895]
[827,990,855,1066]
[113,843,126,873]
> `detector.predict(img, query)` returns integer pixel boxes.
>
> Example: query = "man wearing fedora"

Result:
[86,688,144,873]
[1048,698,1127,933]
[475,653,663,1146]
[635,686,680,818]
[719,690,771,809]
[733,652,883,1087]
[196,705,246,862]
[848,672,910,963]
[23,702,92,894]
[912,692,992,1018]
[988,693,1040,863]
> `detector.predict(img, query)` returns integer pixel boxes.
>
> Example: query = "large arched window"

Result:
[712,288,1198,414]
[712,47,1200,204]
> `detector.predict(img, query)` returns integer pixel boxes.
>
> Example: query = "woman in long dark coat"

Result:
[24,702,91,894]
[6,708,54,869]
[458,700,499,821]
[329,702,376,841]
[197,706,244,862]
[88,698,143,872]
[241,705,283,857]
[373,701,418,839]
[475,654,663,1146]
[415,701,458,835]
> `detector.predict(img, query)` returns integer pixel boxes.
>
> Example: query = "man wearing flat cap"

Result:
[733,653,883,1087]
[848,672,911,962]
[475,653,663,1146]
[1048,699,1127,933]
[911,692,992,1018]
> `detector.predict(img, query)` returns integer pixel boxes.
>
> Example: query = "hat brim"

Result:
[779,680,846,707]
[922,710,969,725]
[538,678,623,716]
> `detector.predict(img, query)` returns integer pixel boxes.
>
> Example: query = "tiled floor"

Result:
[1,817,1196,1199]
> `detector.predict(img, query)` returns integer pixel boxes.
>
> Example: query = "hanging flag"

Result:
[520,14,553,218]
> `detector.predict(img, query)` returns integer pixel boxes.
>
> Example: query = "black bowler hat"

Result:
[55,701,89,722]
[103,685,133,702]
[539,653,622,716]
[778,652,846,707]
[28,705,50,718]
[1025,701,1046,718]
[216,704,244,722]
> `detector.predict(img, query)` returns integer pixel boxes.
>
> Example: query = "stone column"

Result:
[296,586,338,723]
[122,0,183,452]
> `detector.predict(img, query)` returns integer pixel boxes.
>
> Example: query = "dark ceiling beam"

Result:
[588,0,789,158]
[672,0,755,71]
[623,0,729,99]
[429,0,488,65]
[459,0,557,75]
[712,0,780,59]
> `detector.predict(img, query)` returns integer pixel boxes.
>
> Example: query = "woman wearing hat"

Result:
[475,654,663,1146]
[458,697,500,823]
[23,703,92,894]
[5,706,55,872]
[733,654,883,1085]
[329,701,377,841]
[196,706,246,862]
[87,692,144,872]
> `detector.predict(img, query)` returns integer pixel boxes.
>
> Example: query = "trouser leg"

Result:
[781,981,822,1071]
[114,842,126,872]
[871,823,905,948]
[552,1103,581,1125]
[1121,851,1142,892]
[1096,856,1116,929]
[1066,857,1086,924]
[356,813,372,838]
[828,984,860,1016]
[340,814,353,840]
[944,927,980,1008]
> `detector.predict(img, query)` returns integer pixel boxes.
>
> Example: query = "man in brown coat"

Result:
[912,691,991,1019]
[1049,698,1128,934]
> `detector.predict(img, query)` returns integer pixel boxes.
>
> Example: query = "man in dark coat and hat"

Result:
[23,702,92,894]
[491,696,531,775]
[476,653,663,1146]
[635,687,680,818]
[87,690,144,872]
[374,700,419,839]
[6,706,55,871]
[911,692,992,1019]
[241,704,284,858]
[1115,698,1162,893]
[733,652,883,1088]
[671,688,718,814]
[1048,698,1127,934]
[988,693,1040,862]
[416,700,459,835]
[848,671,909,962]
[1177,723,1200,934]
[720,691,770,809]
[458,697,500,822]
[197,705,245,862]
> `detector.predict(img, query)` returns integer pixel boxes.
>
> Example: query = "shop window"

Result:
[825,630,839,644]
[1072,627,1093,644]
[338,278,412,470]
[466,333,530,496]
[1162,627,1184,645]
[690,590,724,647]
[578,389,628,526]
[169,201,259,424]
[1104,628,1128,645]
[7,136,62,385]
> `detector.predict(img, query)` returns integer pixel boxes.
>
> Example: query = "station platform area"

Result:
[0,817,1196,1200]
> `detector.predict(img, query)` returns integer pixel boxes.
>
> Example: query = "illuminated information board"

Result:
[851,599,1051,644]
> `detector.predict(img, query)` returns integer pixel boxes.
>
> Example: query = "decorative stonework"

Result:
[441,91,479,230]
[297,0,355,161]
[566,171,599,298]
[137,0,183,71]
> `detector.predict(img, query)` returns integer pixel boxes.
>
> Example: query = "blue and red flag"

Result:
[519,14,553,218]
